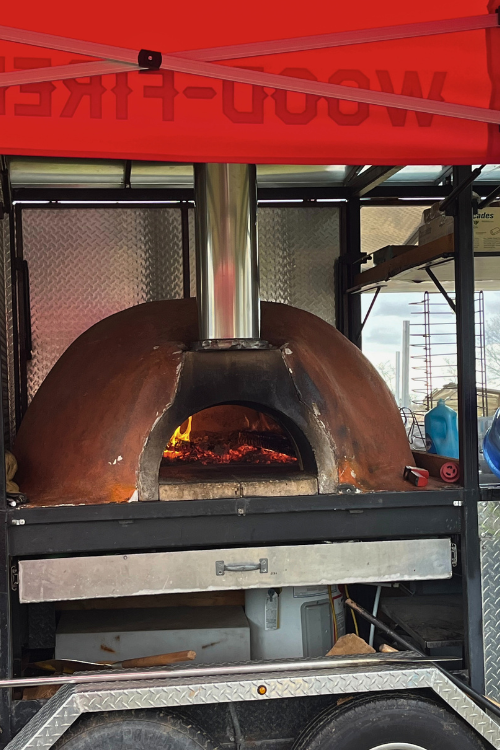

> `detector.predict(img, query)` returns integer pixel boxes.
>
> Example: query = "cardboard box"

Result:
[418,212,453,246]
[419,205,500,252]
[473,208,500,252]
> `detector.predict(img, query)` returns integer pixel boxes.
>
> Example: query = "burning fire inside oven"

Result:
[163,406,298,466]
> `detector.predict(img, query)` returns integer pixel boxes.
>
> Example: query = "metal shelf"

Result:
[6,489,462,557]
[351,235,454,292]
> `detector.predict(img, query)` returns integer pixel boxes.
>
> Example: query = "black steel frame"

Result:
[0,171,494,743]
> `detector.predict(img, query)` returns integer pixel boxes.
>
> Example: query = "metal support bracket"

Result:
[9,566,17,592]
[425,267,456,313]
[356,286,381,341]
[478,184,500,211]
[440,166,484,216]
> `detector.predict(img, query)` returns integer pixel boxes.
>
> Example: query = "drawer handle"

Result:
[216,559,268,576]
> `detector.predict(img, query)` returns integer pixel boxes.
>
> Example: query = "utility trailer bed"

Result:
[6,656,500,750]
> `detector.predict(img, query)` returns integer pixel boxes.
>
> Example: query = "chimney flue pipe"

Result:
[194,163,260,342]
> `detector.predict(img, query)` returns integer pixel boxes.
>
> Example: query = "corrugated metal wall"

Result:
[17,206,339,404]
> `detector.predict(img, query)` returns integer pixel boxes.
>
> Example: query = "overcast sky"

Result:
[361,290,500,396]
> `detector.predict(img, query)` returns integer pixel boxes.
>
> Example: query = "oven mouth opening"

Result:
[158,403,318,499]
[162,405,299,469]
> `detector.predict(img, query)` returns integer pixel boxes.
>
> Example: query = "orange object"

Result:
[440,461,460,483]
[404,466,429,487]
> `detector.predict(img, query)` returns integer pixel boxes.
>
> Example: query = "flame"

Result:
[164,417,193,461]
[170,417,192,446]
[163,412,297,466]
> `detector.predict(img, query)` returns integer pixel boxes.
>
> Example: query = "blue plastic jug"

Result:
[483,408,500,478]
[424,399,459,459]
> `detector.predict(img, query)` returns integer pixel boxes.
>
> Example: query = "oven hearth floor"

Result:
[158,465,318,501]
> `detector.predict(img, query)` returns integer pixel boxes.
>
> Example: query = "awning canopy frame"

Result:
[0,12,498,125]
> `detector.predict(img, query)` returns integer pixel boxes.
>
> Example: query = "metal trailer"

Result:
[1,162,500,749]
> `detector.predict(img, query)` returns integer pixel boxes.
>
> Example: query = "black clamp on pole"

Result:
[138,49,163,72]
[439,165,484,216]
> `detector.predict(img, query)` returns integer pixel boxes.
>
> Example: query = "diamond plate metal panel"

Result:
[4,215,15,445]
[8,663,500,750]
[479,501,500,538]
[23,206,338,400]
[6,684,80,750]
[189,207,339,326]
[22,209,184,402]
[431,671,500,747]
[75,665,433,715]
[479,502,500,701]
[259,208,339,326]
[0,213,12,445]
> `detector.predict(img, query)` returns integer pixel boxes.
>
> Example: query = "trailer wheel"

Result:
[293,694,487,750]
[54,710,217,750]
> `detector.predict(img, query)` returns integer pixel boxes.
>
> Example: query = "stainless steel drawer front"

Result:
[19,538,452,603]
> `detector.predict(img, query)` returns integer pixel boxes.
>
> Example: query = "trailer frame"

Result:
[0,166,499,748]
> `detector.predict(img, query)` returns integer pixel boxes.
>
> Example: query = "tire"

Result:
[53,710,218,750]
[293,693,487,750]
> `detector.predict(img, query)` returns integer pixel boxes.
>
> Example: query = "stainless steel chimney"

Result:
[194,163,260,342]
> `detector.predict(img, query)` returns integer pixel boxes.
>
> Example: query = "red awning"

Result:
[0,0,498,164]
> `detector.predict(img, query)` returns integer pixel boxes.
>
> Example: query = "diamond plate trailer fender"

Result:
[480,500,500,703]
[5,660,500,750]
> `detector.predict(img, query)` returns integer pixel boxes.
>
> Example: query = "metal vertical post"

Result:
[0,508,11,749]
[453,165,484,693]
[395,351,401,406]
[337,197,362,347]
[0,213,12,748]
[401,321,410,409]
[180,201,191,299]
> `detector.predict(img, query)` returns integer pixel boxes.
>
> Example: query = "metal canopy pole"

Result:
[338,198,362,348]
[453,165,484,693]
[0,464,11,750]
[0,193,12,747]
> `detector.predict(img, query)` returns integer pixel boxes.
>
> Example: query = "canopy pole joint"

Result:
[138,49,162,71]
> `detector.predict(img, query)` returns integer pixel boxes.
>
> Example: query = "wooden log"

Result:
[120,650,196,668]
